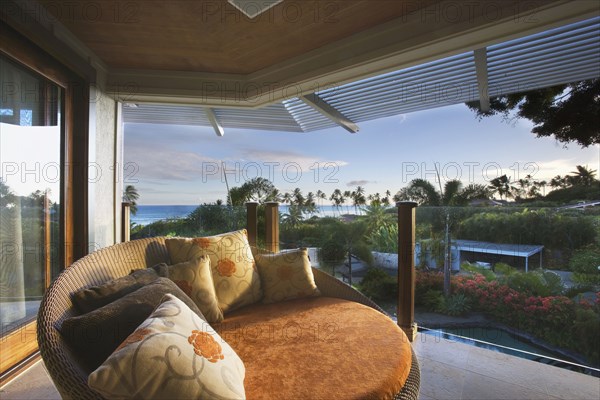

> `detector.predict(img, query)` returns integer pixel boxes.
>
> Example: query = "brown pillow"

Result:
[153,256,224,323]
[71,268,159,314]
[60,278,205,371]
[255,248,320,304]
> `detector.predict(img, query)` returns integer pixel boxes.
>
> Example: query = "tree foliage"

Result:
[123,185,140,215]
[466,79,600,147]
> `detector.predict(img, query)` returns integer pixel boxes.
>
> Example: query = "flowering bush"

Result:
[416,271,600,365]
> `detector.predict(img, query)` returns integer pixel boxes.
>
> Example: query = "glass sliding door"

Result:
[0,54,63,374]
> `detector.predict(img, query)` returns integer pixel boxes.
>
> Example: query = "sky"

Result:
[123,103,599,205]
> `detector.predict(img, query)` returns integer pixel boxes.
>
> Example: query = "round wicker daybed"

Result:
[37,237,420,399]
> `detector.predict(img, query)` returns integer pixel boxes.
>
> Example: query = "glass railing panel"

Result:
[130,205,247,239]
[413,205,600,374]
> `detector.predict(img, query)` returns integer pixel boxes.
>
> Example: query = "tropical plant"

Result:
[227,177,279,205]
[362,203,394,233]
[567,165,598,186]
[439,293,471,316]
[368,224,398,253]
[395,179,489,206]
[281,204,305,229]
[357,267,397,302]
[123,184,140,215]
[570,246,600,284]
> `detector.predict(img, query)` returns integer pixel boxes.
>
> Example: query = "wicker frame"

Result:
[37,237,420,399]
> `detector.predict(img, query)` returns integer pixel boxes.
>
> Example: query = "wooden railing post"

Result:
[246,202,258,248]
[265,202,279,253]
[121,202,130,242]
[397,201,418,342]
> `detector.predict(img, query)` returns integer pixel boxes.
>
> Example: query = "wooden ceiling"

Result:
[38,0,438,74]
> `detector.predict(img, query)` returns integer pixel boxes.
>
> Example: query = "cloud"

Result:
[236,149,348,172]
[347,180,375,187]
[125,146,220,181]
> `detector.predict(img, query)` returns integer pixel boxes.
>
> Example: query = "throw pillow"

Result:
[166,229,262,313]
[88,294,246,400]
[255,248,320,304]
[60,278,205,371]
[153,256,223,323]
[71,268,159,313]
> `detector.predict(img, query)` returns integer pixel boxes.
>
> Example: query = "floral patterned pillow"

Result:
[154,256,223,323]
[88,294,246,400]
[166,230,262,313]
[255,248,320,304]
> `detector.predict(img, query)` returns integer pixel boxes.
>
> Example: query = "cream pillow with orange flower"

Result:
[153,255,224,323]
[166,229,262,313]
[88,294,246,400]
[254,248,320,304]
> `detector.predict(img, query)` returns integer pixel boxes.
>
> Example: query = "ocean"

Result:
[131,204,349,225]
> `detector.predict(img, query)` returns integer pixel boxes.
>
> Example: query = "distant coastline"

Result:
[132,204,345,226]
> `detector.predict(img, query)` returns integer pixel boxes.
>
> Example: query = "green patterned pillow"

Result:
[71,268,159,313]
[153,256,223,323]
[60,278,205,371]
[166,229,262,313]
[88,294,246,400]
[255,248,320,304]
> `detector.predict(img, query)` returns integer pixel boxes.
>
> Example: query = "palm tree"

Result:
[316,190,327,213]
[305,192,317,215]
[568,165,597,186]
[488,175,513,200]
[343,190,352,214]
[330,189,343,216]
[282,192,292,205]
[363,203,393,233]
[396,178,491,295]
[550,175,568,189]
[281,204,304,228]
[292,188,305,206]
[123,185,140,215]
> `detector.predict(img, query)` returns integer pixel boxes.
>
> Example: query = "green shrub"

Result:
[571,308,600,365]
[461,263,496,281]
[358,268,397,302]
[494,262,516,276]
[504,270,564,296]
[439,293,471,316]
[570,246,600,284]
[458,209,597,251]
[368,224,398,253]
[421,289,444,312]
[564,284,596,299]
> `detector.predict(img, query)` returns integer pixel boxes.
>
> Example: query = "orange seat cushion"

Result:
[215,297,412,400]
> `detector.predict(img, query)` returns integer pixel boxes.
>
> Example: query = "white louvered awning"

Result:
[123,16,600,135]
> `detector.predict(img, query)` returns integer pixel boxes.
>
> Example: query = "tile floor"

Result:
[1,333,598,400]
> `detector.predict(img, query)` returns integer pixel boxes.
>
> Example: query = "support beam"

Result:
[246,202,258,248]
[397,201,418,342]
[300,93,359,133]
[205,108,224,137]
[474,48,490,113]
[265,202,280,253]
[121,202,130,242]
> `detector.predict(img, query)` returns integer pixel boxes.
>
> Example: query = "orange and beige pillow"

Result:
[166,230,262,313]
[88,294,246,400]
[254,248,320,304]
[153,256,223,323]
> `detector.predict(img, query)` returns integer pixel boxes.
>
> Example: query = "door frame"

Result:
[0,24,89,381]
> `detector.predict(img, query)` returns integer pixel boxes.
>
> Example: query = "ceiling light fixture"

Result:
[227,0,284,19]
